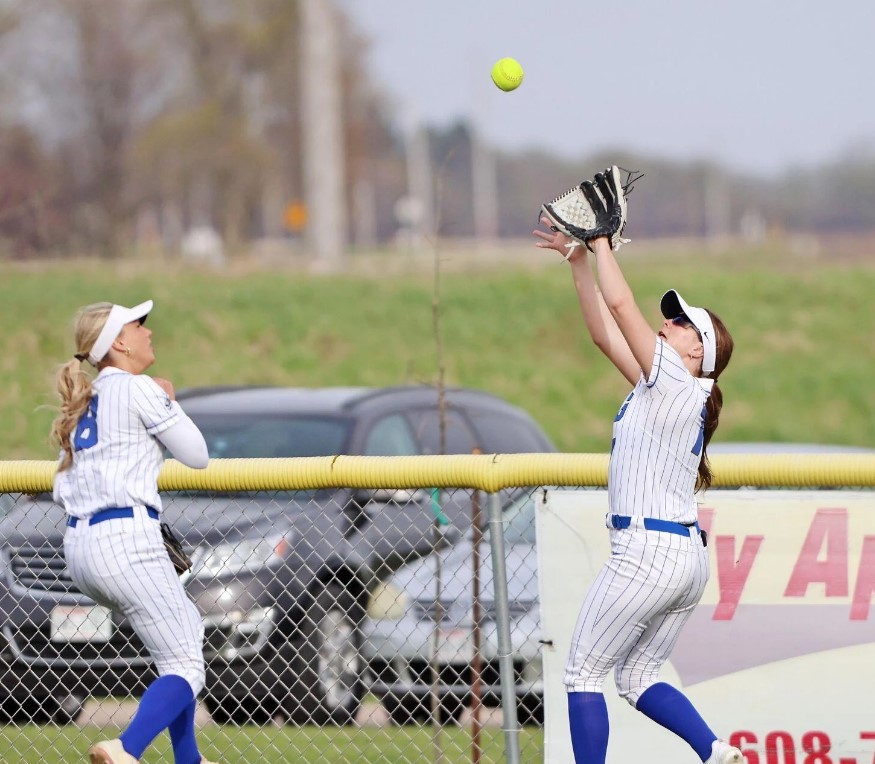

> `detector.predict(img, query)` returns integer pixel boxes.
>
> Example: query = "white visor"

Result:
[660,289,716,375]
[87,300,153,366]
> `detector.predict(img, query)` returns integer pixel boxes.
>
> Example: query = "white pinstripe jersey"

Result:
[608,338,714,523]
[53,367,181,519]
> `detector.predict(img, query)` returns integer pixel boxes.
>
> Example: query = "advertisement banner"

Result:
[537,489,875,764]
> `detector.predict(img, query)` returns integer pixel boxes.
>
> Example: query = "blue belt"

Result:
[67,506,159,528]
[610,514,700,537]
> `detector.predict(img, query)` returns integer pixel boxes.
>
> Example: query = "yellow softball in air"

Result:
[491,57,524,92]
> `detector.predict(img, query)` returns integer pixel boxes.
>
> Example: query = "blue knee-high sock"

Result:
[635,682,716,761]
[120,675,196,760]
[567,691,609,764]
[168,698,200,764]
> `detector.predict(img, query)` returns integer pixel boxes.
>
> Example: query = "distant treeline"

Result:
[0,0,871,259]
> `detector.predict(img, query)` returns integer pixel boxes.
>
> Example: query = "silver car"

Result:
[362,488,545,725]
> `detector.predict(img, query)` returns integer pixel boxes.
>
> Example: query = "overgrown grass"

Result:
[0,722,544,763]
[2,241,873,460]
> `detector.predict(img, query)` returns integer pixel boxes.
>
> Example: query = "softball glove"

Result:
[161,522,193,576]
[541,165,641,253]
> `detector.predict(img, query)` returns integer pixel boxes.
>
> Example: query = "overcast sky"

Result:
[339,1,875,176]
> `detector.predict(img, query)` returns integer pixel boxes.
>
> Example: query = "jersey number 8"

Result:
[73,397,99,452]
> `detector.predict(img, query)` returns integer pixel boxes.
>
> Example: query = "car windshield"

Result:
[500,491,537,545]
[189,414,353,458]
[0,492,15,518]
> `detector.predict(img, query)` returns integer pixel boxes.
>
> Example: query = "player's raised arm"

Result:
[155,410,209,469]
[536,166,651,384]
[533,220,640,384]
[148,377,209,468]
[588,235,657,380]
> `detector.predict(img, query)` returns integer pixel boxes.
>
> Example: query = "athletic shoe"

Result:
[88,739,139,764]
[705,738,743,764]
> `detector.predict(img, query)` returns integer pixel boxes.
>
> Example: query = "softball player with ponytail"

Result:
[533,216,740,764]
[51,300,213,764]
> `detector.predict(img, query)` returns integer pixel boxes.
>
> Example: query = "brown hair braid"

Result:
[696,309,734,492]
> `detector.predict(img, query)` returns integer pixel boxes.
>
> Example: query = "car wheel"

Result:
[382,692,464,725]
[517,693,544,726]
[0,692,85,725]
[45,692,87,725]
[381,693,429,725]
[439,693,465,723]
[204,693,267,726]
[282,584,364,726]
[0,694,24,723]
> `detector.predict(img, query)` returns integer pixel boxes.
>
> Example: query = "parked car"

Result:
[363,485,547,725]
[362,441,875,726]
[0,385,555,726]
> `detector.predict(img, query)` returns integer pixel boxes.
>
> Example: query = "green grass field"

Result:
[1,240,873,460]
[0,241,872,763]
[1,722,543,763]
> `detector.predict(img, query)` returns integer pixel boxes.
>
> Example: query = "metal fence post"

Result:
[487,491,521,764]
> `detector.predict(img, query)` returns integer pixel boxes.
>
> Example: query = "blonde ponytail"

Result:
[49,302,112,471]
[50,359,94,471]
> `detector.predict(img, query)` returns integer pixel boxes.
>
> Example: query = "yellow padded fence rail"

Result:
[0,453,874,494]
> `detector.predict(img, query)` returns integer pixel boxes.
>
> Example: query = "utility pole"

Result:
[403,111,434,251]
[300,0,346,270]
[470,125,499,246]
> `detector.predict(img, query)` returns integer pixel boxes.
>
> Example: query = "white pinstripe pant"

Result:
[63,504,206,695]
[564,520,709,706]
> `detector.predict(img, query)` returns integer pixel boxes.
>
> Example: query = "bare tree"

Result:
[0,0,177,257]
[135,0,296,253]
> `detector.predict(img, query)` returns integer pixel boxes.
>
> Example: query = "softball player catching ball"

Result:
[533,224,741,764]
[51,300,213,764]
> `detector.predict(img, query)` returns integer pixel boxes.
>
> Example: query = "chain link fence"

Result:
[0,453,572,764]
[2,452,872,763]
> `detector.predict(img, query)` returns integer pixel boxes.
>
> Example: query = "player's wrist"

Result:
[559,240,586,264]
[566,247,587,265]
[589,235,612,254]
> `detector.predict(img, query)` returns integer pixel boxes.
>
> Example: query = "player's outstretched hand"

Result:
[152,377,176,401]
[533,216,585,263]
